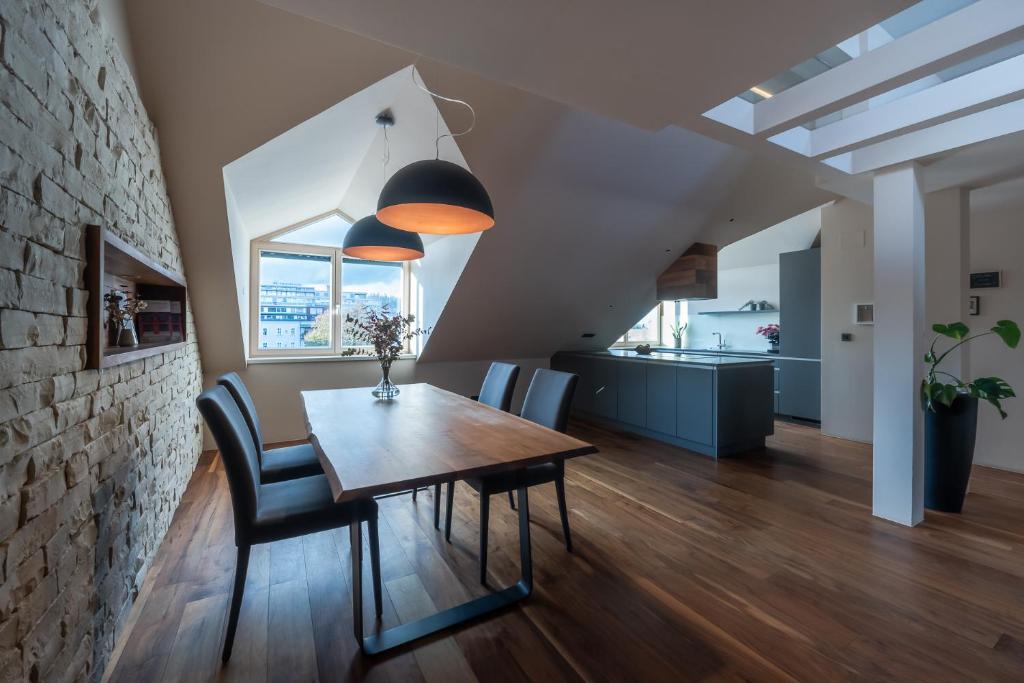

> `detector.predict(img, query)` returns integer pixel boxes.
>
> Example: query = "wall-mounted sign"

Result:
[854,303,873,325]
[970,271,1001,289]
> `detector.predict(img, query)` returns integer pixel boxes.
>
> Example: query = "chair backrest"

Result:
[478,362,520,412]
[217,371,263,460]
[197,385,261,543]
[520,369,578,433]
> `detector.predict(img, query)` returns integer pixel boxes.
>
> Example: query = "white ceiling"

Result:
[223,65,463,241]
[719,205,826,270]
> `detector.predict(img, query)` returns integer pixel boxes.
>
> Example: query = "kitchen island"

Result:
[551,350,774,457]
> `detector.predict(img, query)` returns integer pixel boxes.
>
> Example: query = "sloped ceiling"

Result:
[258,0,913,133]
[125,0,908,369]
[718,205,826,270]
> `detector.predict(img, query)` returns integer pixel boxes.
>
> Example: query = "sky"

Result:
[260,251,403,298]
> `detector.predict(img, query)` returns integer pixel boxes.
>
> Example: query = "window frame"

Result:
[248,215,412,360]
[612,303,665,347]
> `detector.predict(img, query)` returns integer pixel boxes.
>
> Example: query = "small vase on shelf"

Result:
[117,319,138,347]
[372,364,400,399]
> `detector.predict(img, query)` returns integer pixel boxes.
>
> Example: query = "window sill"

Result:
[246,354,417,365]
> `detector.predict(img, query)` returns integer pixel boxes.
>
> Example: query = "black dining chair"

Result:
[197,386,383,662]
[218,372,323,483]
[444,368,578,584]
[426,362,520,532]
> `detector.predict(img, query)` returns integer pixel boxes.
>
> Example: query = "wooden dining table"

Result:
[301,382,598,655]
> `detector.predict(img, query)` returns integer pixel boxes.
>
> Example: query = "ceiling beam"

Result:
[808,53,1024,159]
[825,99,1024,175]
[753,0,1024,136]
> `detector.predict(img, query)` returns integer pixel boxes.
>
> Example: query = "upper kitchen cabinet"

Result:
[779,248,821,360]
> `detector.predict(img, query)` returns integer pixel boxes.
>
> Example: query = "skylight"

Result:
[739,0,979,102]
[802,38,1024,130]
[703,0,1024,176]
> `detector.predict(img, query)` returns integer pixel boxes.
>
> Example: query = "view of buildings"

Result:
[257,282,399,350]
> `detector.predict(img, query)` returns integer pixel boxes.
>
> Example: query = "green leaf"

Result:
[992,320,1021,349]
[937,384,958,408]
[984,396,1009,420]
[924,350,936,364]
[921,380,944,413]
[932,322,969,340]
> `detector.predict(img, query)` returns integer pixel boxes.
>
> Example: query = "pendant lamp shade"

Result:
[342,215,424,261]
[376,159,494,234]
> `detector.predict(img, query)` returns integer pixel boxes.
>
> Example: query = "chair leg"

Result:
[444,480,455,542]
[508,490,516,510]
[479,492,490,585]
[222,544,250,662]
[433,483,441,529]
[412,486,417,501]
[555,476,573,553]
[367,517,383,618]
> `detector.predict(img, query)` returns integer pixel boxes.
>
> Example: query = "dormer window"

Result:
[249,212,411,358]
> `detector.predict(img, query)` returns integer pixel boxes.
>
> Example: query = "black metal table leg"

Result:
[350,486,533,655]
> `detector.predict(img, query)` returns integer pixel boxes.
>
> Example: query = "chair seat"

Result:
[467,462,560,494]
[261,443,323,483]
[253,474,374,544]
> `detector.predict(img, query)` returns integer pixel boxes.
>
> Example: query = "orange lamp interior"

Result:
[342,245,424,262]
[377,203,494,235]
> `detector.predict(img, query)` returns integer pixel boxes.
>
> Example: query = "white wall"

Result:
[202,357,549,447]
[685,264,781,351]
[819,187,1024,472]
[968,200,1024,472]
[684,205,821,351]
[820,199,874,443]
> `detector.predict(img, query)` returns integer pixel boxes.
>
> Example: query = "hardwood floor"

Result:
[103,420,1024,682]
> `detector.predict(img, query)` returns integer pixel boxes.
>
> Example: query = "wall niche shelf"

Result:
[697,309,779,315]
[85,224,187,369]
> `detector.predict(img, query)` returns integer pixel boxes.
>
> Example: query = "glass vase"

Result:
[117,319,139,347]
[372,364,400,399]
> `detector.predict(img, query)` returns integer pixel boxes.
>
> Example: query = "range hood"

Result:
[657,242,717,301]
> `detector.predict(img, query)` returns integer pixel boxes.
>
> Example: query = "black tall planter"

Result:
[924,394,979,513]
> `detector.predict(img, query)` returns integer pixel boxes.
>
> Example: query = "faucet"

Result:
[712,332,725,350]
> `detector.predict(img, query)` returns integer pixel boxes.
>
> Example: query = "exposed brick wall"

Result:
[0,1,204,681]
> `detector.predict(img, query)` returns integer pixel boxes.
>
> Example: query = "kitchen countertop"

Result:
[654,347,821,362]
[570,349,774,367]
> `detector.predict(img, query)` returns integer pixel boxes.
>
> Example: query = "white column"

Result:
[924,187,971,379]
[872,163,925,526]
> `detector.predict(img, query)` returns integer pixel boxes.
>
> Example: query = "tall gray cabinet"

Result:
[778,248,821,421]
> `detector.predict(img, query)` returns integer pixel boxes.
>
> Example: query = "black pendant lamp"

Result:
[342,214,424,261]
[377,159,494,234]
[375,68,494,235]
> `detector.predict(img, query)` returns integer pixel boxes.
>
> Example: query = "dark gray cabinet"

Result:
[645,364,676,435]
[590,357,618,420]
[779,249,821,360]
[676,366,715,446]
[778,359,821,421]
[773,362,781,414]
[617,362,646,427]
[551,352,772,457]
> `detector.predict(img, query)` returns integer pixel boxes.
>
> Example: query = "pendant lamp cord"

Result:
[411,67,476,159]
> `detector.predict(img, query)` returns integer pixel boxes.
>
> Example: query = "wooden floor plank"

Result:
[268,579,319,683]
[103,421,1024,682]
[160,594,228,683]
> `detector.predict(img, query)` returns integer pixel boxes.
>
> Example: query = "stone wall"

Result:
[0,1,204,681]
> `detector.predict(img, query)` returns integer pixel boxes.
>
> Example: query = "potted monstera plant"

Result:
[921,319,1020,512]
